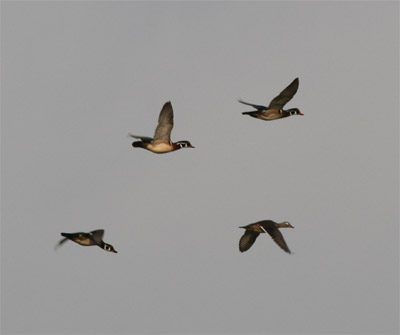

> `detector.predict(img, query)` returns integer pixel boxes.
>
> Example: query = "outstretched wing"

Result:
[55,237,69,250]
[268,78,299,110]
[90,229,105,245]
[238,100,267,111]
[239,230,260,252]
[260,226,291,253]
[153,101,174,143]
[128,134,153,143]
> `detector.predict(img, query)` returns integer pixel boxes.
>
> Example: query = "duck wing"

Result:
[238,100,267,111]
[89,229,105,245]
[55,236,69,249]
[153,101,174,143]
[128,134,153,143]
[260,225,291,253]
[239,230,260,252]
[268,78,299,110]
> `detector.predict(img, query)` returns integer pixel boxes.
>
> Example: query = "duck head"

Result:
[280,221,294,228]
[288,108,303,116]
[104,244,118,253]
[176,141,195,149]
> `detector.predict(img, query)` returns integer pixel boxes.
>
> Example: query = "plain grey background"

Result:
[1,1,399,334]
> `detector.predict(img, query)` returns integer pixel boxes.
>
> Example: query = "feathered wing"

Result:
[268,78,299,110]
[90,229,105,245]
[238,100,267,111]
[153,101,174,143]
[239,230,260,252]
[128,134,153,143]
[55,236,69,250]
[262,226,291,253]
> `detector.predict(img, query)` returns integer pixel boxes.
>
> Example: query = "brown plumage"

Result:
[239,220,294,253]
[239,78,303,120]
[129,101,194,153]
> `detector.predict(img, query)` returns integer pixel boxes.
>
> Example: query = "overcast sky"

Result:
[1,1,399,334]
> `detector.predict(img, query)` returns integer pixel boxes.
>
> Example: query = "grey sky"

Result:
[1,1,398,334]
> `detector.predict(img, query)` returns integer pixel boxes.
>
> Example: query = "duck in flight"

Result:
[57,229,117,253]
[129,101,194,154]
[239,220,294,253]
[239,78,303,120]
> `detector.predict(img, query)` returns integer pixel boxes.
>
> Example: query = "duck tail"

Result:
[242,111,258,116]
[132,141,144,148]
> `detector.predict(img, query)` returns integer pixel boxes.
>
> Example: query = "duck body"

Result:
[239,78,303,121]
[242,107,302,121]
[129,101,194,154]
[239,220,294,253]
[131,138,193,154]
[58,229,117,253]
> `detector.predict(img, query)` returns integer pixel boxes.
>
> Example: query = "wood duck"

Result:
[239,220,294,253]
[57,229,117,253]
[239,78,303,120]
[129,101,194,154]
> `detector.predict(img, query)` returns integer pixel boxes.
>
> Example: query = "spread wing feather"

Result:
[268,78,299,110]
[263,226,291,253]
[153,101,174,143]
[238,100,267,111]
[55,237,69,250]
[239,230,260,252]
[128,134,153,143]
[90,229,105,245]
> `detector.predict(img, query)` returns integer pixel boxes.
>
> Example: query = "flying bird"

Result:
[129,101,194,154]
[57,229,117,253]
[239,220,294,253]
[239,78,303,120]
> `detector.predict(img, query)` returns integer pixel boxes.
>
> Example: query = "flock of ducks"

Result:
[58,77,302,255]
